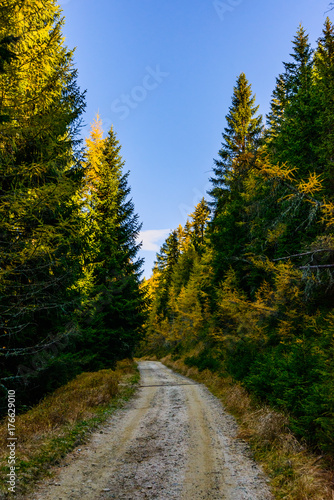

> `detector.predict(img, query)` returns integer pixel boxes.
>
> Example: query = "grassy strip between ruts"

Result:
[158,354,334,500]
[0,359,139,499]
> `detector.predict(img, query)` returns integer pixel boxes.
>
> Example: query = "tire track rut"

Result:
[30,361,273,499]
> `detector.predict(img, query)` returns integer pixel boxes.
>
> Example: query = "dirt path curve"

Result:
[30,361,273,500]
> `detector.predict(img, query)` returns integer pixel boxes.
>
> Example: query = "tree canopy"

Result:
[0,3,145,411]
[143,20,334,456]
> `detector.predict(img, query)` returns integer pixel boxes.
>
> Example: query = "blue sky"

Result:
[59,0,332,278]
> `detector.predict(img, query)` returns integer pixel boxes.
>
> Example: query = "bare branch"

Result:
[273,249,334,261]
[299,264,334,270]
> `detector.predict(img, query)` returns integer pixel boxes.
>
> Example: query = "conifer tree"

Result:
[79,117,145,368]
[173,203,213,306]
[208,73,262,283]
[261,25,325,263]
[266,25,319,178]
[169,201,211,296]
[283,25,313,98]
[189,198,211,251]
[209,72,262,213]
[266,74,287,142]
[144,21,334,456]
[154,230,180,317]
[156,231,180,276]
[313,18,334,192]
[0,0,85,400]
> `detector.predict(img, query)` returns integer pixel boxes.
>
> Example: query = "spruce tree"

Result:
[266,74,287,143]
[266,25,319,178]
[283,25,313,98]
[209,72,262,213]
[208,73,262,283]
[154,230,180,317]
[0,0,85,401]
[189,198,211,251]
[313,18,334,193]
[171,202,211,297]
[79,117,145,368]
[260,25,325,265]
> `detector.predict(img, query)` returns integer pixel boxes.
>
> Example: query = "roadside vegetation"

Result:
[159,353,333,500]
[141,18,334,499]
[0,359,139,498]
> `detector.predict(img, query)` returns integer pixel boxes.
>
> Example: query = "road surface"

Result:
[30,361,273,499]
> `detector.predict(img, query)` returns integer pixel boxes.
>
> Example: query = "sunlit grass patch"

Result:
[0,359,139,498]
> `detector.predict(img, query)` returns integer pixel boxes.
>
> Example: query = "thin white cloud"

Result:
[137,229,171,251]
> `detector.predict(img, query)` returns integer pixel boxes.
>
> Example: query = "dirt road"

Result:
[31,361,273,499]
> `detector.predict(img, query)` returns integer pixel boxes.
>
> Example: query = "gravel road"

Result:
[30,361,273,499]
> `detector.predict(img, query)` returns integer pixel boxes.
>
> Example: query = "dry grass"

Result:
[0,359,138,497]
[2,370,119,447]
[161,354,334,500]
[242,407,289,444]
[224,383,252,416]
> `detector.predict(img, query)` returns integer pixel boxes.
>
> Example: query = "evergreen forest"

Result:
[0,0,145,412]
[143,20,334,455]
[1,0,334,460]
